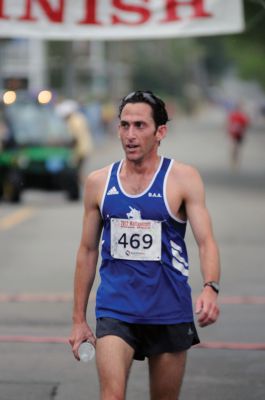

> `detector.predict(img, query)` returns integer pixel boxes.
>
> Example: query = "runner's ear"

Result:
[156,125,167,143]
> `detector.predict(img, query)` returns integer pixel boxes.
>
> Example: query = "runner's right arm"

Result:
[69,171,104,360]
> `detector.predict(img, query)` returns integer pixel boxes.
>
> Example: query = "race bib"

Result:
[110,218,161,261]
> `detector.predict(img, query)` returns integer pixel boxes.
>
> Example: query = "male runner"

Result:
[227,103,249,169]
[69,90,220,399]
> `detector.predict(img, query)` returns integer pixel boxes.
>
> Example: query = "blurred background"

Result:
[1,1,265,203]
[0,1,264,127]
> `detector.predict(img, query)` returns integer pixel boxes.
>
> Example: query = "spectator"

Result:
[56,100,94,182]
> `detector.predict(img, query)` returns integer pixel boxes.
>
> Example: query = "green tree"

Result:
[131,39,205,104]
[223,0,265,87]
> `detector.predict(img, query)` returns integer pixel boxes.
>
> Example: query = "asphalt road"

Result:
[0,105,265,400]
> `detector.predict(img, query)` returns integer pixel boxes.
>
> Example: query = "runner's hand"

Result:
[195,287,220,327]
[69,321,96,360]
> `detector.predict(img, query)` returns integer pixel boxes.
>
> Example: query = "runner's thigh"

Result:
[148,351,187,400]
[96,335,134,398]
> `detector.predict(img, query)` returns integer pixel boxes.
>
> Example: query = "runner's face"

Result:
[119,103,162,162]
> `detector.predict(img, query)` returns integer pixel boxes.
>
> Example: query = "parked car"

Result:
[0,95,80,202]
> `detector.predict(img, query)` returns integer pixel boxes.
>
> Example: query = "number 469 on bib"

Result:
[110,218,161,261]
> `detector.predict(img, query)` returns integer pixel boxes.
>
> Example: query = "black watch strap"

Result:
[204,281,220,294]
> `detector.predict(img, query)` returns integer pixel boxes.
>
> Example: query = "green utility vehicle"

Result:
[0,96,80,202]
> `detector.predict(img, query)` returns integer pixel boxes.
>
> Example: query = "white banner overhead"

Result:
[0,0,245,41]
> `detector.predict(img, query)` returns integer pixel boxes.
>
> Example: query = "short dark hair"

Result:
[118,90,169,128]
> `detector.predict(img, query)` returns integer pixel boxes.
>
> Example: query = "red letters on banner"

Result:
[0,0,10,19]
[78,0,102,25]
[162,0,211,22]
[0,0,212,25]
[18,0,64,22]
[112,0,151,25]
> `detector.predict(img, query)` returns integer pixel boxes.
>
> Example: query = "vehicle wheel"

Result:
[3,171,22,203]
[64,172,80,201]
[67,182,80,201]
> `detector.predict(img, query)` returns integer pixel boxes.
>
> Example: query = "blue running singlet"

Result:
[96,157,194,324]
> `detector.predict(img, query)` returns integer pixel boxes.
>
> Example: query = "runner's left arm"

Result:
[184,167,220,327]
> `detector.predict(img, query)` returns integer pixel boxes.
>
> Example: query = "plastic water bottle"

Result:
[78,341,95,362]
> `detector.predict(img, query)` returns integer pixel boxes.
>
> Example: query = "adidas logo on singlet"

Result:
[148,192,162,198]
[107,186,119,195]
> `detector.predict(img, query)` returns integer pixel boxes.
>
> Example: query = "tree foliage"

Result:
[45,0,265,98]
[131,39,202,98]
[131,0,265,97]
[222,0,265,87]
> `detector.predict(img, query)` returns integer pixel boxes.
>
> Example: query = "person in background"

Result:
[80,98,106,144]
[69,90,220,399]
[56,100,94,182]
[227,103,249,170]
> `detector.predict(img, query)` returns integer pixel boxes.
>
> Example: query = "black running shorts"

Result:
[96,317,200,361]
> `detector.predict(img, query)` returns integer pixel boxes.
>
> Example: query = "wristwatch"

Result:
[204,281,220,294]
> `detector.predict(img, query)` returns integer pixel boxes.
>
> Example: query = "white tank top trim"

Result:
[117,156,164,198]
[163,159,187,224]
[100,163,114,215]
